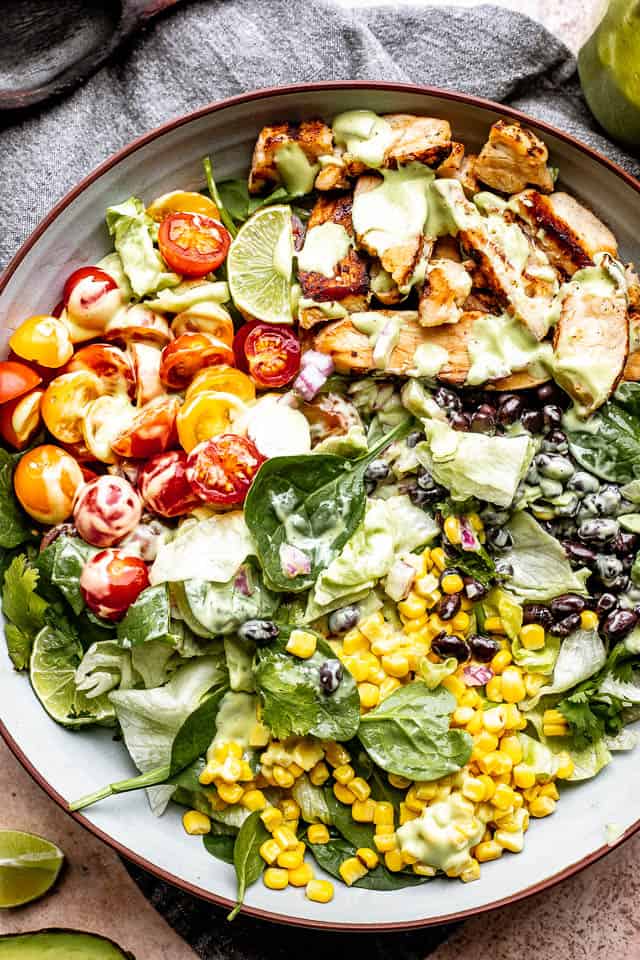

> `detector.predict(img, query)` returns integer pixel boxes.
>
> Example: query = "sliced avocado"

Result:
[0,930,134,959]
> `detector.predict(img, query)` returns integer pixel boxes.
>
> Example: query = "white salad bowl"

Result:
[1,82,640,930]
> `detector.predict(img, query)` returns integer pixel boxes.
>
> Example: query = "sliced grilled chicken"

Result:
[474,119,554,194]
[418,259,472,326]
[340,115,452,177]
[436,141,480,197]
[511,190,618,277]
[621,266,640,381]
[248,120,333,194]
[369,261,406,306]
[488,370,550,391]
[315,161,350,192]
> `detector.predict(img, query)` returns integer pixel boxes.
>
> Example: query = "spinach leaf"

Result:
[117,584,171,646]
[203,832,236,865]
[49,535,98,615]
[307,836,429,890]
[358,682,472,781]
[255,627,360,741]
[323,789,376,848]
[245,419,413,593]
[613,382,640,418]
[567,402,640,483]
[368,768,405,812]
[217,178,294,224]
[2,555,49,669]
[228,809,270,920]
[0,448,34,549]
[203,157,238,238]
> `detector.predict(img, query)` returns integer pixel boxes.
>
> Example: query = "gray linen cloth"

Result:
[1,1,639,955]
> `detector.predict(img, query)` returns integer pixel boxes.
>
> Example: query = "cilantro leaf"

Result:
[2,554,49,669]
[0,449,35,549]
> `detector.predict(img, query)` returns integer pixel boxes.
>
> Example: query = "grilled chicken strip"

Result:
[338,114,452,177]
[248,120,333,194]
[436,141,480,197]
[475,120,554,194]
[418,260,472,326]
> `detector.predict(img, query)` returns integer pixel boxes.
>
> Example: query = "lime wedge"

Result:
[0,830,64,908]
[227,205,294,324]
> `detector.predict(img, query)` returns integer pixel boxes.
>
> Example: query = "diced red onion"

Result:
[385,559,416,602]
[464,664,493,686]
[372,320,396,367]
[234,566,252,596]
[293,351,335,401]
[301,350,335,376]
[279,542,311,578]
[460,516,480,552]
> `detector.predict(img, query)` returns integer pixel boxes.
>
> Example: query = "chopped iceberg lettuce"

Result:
[501,512,590,602]
[106,197,180,297]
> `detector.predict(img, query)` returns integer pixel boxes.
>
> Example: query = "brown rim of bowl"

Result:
[1,80,639,930]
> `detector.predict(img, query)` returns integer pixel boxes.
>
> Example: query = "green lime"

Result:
[227,205,294,325]
[0,830,64,908]
[0,930,133,958]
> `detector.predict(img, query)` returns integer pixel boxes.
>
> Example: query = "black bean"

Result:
[521,409,544,433]
[547,429,567,447]
[523,603,553,629]
[417,469,438,491]
[463,576,487,600]
[434,386,462,413]
[468,634,501,662]
[436,593,462,621]
[623,555,635,571]
[497,395,524,425]
[537,383,557,405]
[431,633,470,662]
[555,494,581,518]
[595,554,624,583]
[406,431,424,448]
[364,459,390,483]
[594,485,622,516]
[562,540,598,565]
[238,620,280,644]
[494,559,514,577]
[602,608,639,641]
[319,659,343,694]
[488,527,513,550]
[409,486,436,507]
[327,605,360,634]
[543,404,563,430]
[538,455,574,482]
[596,593,618,615]
[549,593,586,618]
[567,471,600,494]
[481,507,511,527]
[578,518,619,542]
[450,411,471,431]
[551,612,582,637]
[470,410,495,434]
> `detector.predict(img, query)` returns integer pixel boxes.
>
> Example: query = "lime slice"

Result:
[0,830,64,908]
[30,625,114,727]
[227,205,294,324]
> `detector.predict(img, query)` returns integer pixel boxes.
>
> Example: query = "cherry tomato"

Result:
[80,549,150,621]
[232,320,260,372]
[177,390,248,453]
[104,304,172,345]
[0,360,42,404]
[0,388,43,450]
[158,213,231,277]
[111,395,180,460]
[7,351,58,386]
[14,444,84,524]
[146,191,220,222]
[185,365,256,403]
[159,332,234,390]
[186,434,264,506]
[243,323,300,388]
[73,475,142,547]
[137,450,200,517]
[128,341,164,406]
[82,394,136,463]
[64,343,135,397]
[171,302,234,343]
[63,267,122,331]
[51,301,65,319]
[9,315,74,369]
[60,309,104,345]
[41,370,104,444]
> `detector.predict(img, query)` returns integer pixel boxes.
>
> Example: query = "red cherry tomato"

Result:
[80,549,150,621]
[158,213,231,278]
[186,434,264,506]
[63,267,122,332]
[111,395,180,460]
[159,332,234,390]
[128,341,164,406]
[243,323,300,388]
[0,388,43,450]
[0,360,42,404]
[138,450,201,517]
[63,267,118,306]
[232,321,260,373]
[73,475,142,547]
[64,343,135,397]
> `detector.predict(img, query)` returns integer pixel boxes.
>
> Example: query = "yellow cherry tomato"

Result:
[14,444,84,524]
[185,365,256,404]
[82,394,136,463]
[41,370,104,444]
[176,390,247,452]
[9,315,74,368]
[171,302,234,343]
[146,190,220,222]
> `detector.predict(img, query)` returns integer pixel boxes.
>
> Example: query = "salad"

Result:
[2,109,640,916]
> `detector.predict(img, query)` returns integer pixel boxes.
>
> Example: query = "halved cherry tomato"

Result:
[243,323,300,388]
[159,332,234,390]
[185,365,256,403]
[9,315,74,369]
[64,343,135,397]
[0,360,42,404]
[63,267,122,330]
[186,434,264,506]
[146,191,220,222]
[0,388,44,450]
[177,390,248,452]
[41,371,104,444]
[171,302,234,343]
[14,444,84,524]
[80,549,150,621]
[82,395,136,463]
[74,475,142,547]
[104,304,172,345]
[111,395,180,460]
[128,341,164,406]
[232,320,260,372]
[137,449,200,517]
[158,213,231,278]
[7,351,58,386]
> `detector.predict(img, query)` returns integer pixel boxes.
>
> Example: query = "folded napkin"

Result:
[1,1,638,955]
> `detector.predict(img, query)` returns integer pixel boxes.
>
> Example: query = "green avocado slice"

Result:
[0,930,134,958]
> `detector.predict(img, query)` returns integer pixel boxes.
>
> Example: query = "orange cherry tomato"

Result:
[111,395,180,460]
[0,360,42,404]
[186,434,264,506]
[41,371,104,444]
[171,302,234,343]
[158,213,231,278]
[80,549,150,621]
[146,191,220,222]
[159,332,234,390]
[64,343,135,397]
[243,323,300,388]
[185,365,256,403]
[0,388,44,450]
[14,444,84,524]
[128,341,165,406]
[9,315,74,369]
[104,304,172,346]
[176,390,247,453]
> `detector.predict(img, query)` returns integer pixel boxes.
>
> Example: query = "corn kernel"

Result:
[503,704,522,730]
[459,689,481,709]
[398,593,428,619]
[430,547,447,571]
[355,847,379,869]
[306,878,334,902]
[441,573,464,595]
[381,653,410,678]
[501,666,526,704]
[375,823,396,836]
[217,782,244,804]
[401,851,418,865]
[399,803,419,825]
[309,761,330,786]
[460,859,481,883]
[277,846,305,870]
[333,782,356,805]
[389,773,412,789]
[339,856,368,885]
[272,765,296,789]
[542,709,568,733]
[539,782,560,800]
[343,630,369,654]
[473,730,500,756]
[555,754,574,779]
[288,763,304,779]
[580,609,599,630]
[490,649,512,674]
[374,802,395,825]
[359,613,385,641]
[415,782,438,801]
[333,763,355,785]
[324,742,351,767]
[286,629,317,659]
[343,655,371,683]
[358,683,380,709]
[492,783,516,811]
[480,751,513,777]
[524,673,546,698]
[452,706,475,727]
[260,839,282,864]
[485,676,503,702]
[485,616,506,634]
[462,777,486,802]
[242,789,267,811]
[529,795,557,817]
[442,674,466,699]
[350,777,371,801]
[500,735,524,765]
[414,573,440,598]
[289,862,314,887]
[494,830,524,853]
[475,840,503,863]
[384,850,405,872]
[367,666,387,686]
[482,705,507,735]
[466,711,484,735]
[520,623,545,650]
[405,787,425,813]
[443,516,461,545]
[543,724,569,737]
[429,613,453,636]
[523,785,540,803]
[380,676,402,700]
[467,512,484,532]
[451,611,470,633]
[182,810,211,835]
[307,823,330,845]
[279,797,301,820]
[374,833,398,853]
[274,825,298,850]
[412,863,436,876]
[264,867,289,890]
[352,799,376,822]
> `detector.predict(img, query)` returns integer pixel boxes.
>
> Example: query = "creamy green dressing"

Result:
[332,110,393,168]
[396,792,487,875]
[297,222,352,277]
[486,215,530,274]
[352,311,400,369]
[209,691,258,752]
[298,297,349,319]
[473,191,508,216]
[411,342,449,379]
[466,312,553,386]
[274,143,319,195]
